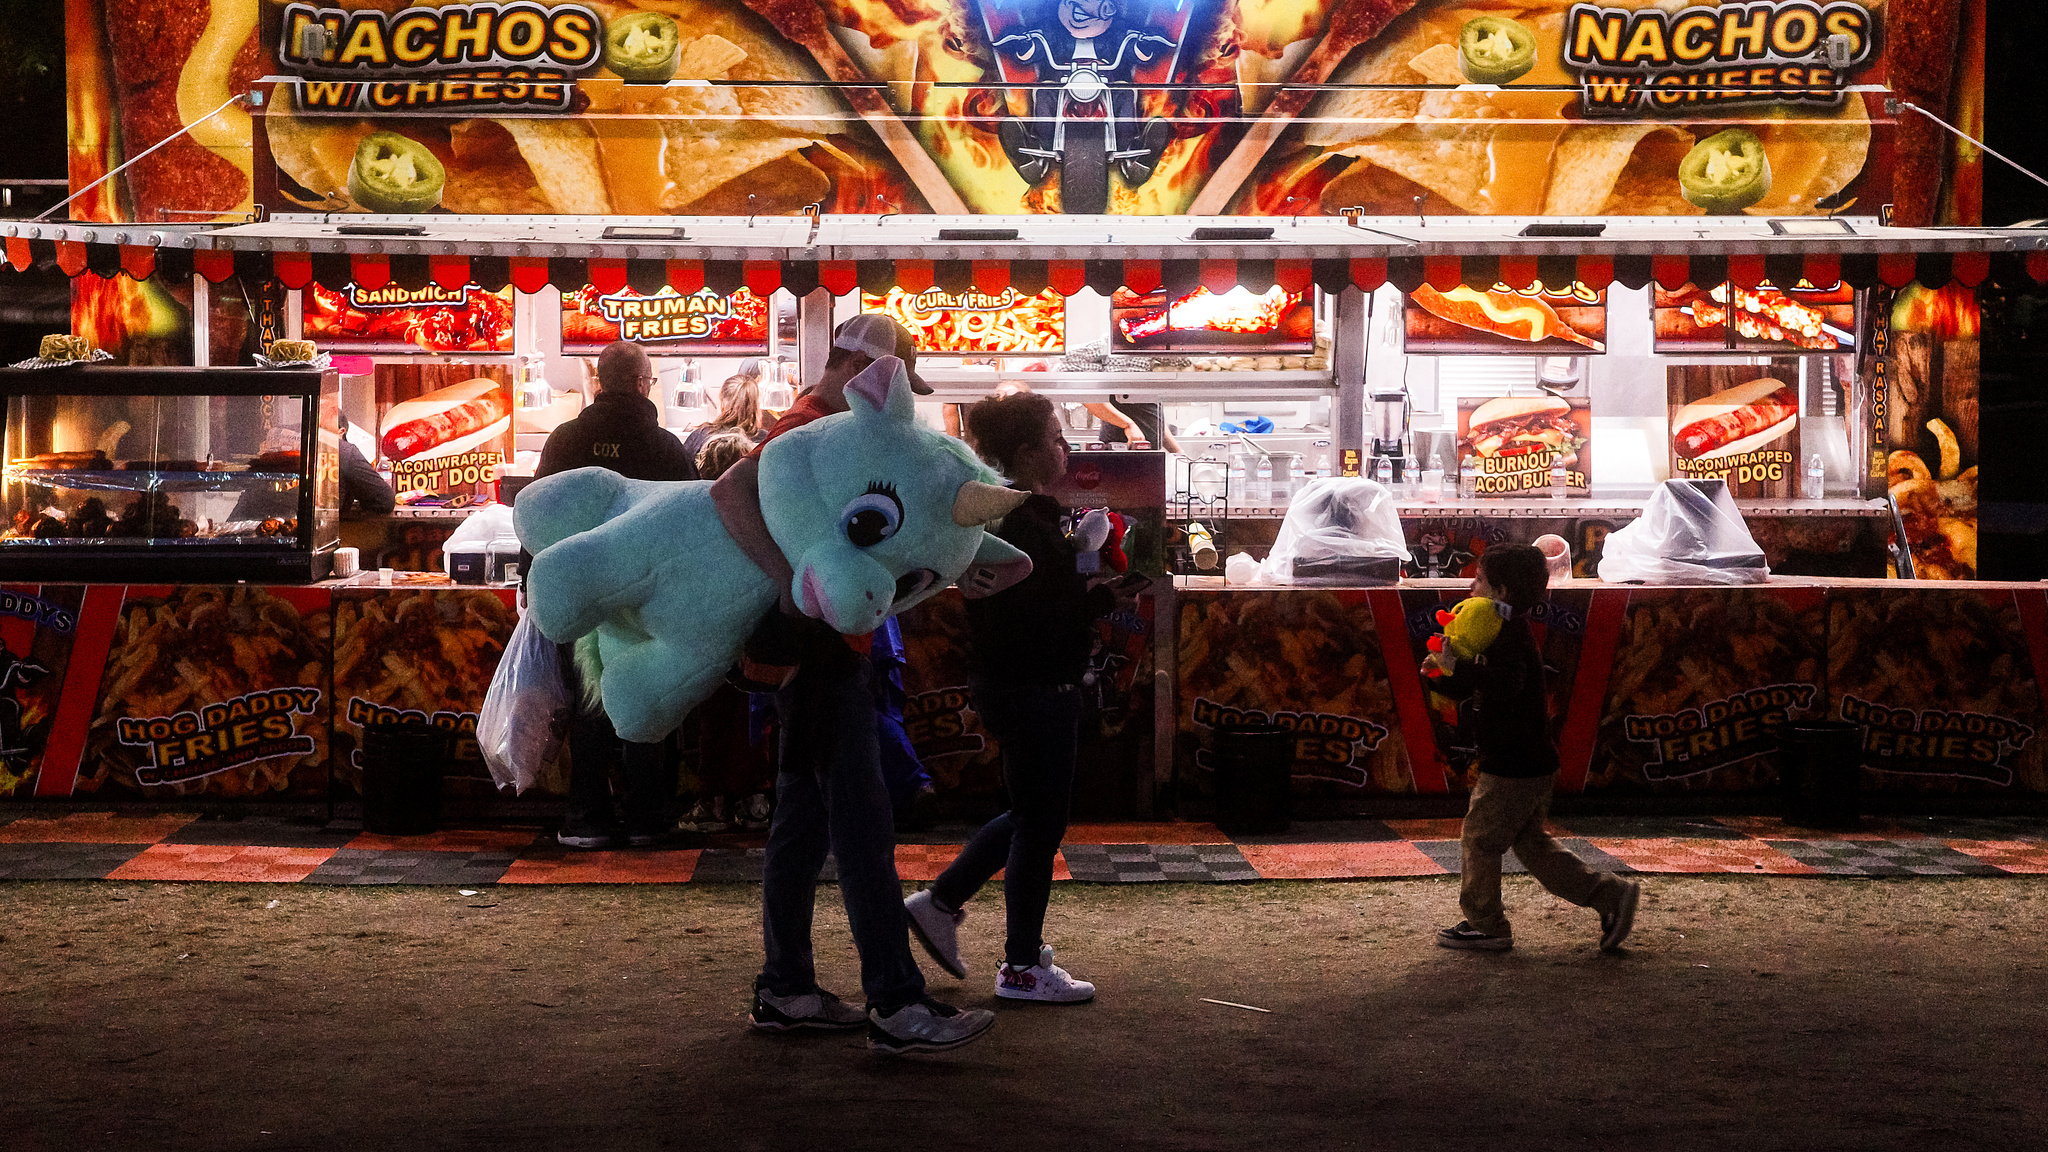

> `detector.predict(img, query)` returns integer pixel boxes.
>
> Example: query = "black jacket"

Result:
[965,494,1116,687]
[339,440,395,515]
[537,391,696,481]
[1431,613,1559,779]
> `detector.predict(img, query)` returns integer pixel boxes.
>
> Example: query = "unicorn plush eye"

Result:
[841,484,903,548]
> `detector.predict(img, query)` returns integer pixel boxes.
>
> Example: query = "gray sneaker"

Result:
[1600,880,1642,952]
[748,984,867,1032]
[905,889,967,979]
[868,996,995,1055]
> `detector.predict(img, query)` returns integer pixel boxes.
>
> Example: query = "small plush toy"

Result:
[1421,596,1510,725]
[516,356,1029,743]
[1071,507,1128,574]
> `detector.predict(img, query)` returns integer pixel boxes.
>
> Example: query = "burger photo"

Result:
[1462,394,1583,464]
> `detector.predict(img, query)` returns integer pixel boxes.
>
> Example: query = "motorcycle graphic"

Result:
[978,0,1201,214]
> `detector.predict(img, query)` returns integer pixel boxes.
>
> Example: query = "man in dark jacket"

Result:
[539,341,695,848]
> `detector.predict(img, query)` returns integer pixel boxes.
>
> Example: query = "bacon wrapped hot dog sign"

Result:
[1667,364,1802,497]
[378,376,512,498]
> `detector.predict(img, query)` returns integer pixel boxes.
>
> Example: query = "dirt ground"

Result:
[4,876,2045,1151]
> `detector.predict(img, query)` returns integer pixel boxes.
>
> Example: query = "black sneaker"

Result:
[1436,921,1513,951]
[868,995,996,1055]
[1600,880,1642,952]
[748,984,867,1032]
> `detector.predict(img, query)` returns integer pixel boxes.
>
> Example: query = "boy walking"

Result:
[1428,544,1640,953]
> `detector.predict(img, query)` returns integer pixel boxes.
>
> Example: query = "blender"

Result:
[1368,387,1410,484]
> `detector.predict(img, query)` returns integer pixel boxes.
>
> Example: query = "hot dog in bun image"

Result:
[1465,394,1580,461]
[380,378,511,463]
[1672,378,1797,462]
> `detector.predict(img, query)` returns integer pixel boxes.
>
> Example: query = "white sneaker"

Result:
[905,889,967,978]
[867,996,995,1055]
[996,945,1095,1003]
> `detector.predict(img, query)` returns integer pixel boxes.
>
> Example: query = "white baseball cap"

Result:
[834,313,931,394]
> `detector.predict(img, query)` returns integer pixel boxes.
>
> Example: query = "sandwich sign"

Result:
[1456,396,1593,497]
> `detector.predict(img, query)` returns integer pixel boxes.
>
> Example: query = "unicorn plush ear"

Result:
[843,354,916,422]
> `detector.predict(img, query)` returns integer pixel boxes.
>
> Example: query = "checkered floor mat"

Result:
[1057,843,1260,883]
[0,808,2043,885]
[1762,839,2009,876]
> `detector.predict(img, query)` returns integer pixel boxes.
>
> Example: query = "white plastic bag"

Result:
[1258,478,1411,585]
[478,607,569,794]
[1598,479,1769,585]
[441,503,518,576]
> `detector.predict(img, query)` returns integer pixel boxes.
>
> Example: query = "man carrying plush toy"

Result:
[1425,543,1641,954]
[713,314,1006,1054]
[538,341,697,849]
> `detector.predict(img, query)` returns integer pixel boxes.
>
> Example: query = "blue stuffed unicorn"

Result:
[515,356,1029,744]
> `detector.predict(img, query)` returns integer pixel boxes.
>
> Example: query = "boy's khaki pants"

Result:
[1460,771,1628,938]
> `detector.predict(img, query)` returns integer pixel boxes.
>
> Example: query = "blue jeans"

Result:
[930,681,1082,968]
[759,650,926,1011]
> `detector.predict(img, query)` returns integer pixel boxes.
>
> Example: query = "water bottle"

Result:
[1402,451,1419,499]
[1551,453,1569,498]
[1804,454,1826,500]
[1459,455,1479,501]
[1374,454,1393,491]
[1255,454,1274,503]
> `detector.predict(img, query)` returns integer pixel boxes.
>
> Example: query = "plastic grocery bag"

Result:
[1258,477,1411,586]
[478,606,569,794]
[1598,479,1769,585]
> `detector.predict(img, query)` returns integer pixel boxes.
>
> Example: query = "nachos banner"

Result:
[66,0,1981,221]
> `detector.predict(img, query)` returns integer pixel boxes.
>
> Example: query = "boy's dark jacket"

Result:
[1432,612,1558,779]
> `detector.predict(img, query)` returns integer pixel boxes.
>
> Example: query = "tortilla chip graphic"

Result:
[500,119,614,214]
[1300,1,1871,218]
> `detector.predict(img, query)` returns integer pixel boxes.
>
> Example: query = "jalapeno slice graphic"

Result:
[605,12,682,84]
[347,132,445,214]
[1679,128,1773,215]
[1458,16,1536,85]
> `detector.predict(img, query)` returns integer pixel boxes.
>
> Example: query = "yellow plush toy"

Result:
[1421,596,1509,725]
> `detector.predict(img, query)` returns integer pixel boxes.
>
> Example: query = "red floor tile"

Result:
[105,843,336,882]
[1065,822,1228,844]
[0,811,199,844]
[1944,840,2048,874]
[894,844,965,882]
[498,850,700,884]
[1585,837,1818,875]
[1238,841,1449,879]
[345,828,540,853]
[1384,818,1465,841]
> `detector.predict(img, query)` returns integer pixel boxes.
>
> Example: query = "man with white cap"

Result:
[708,315,998,1055]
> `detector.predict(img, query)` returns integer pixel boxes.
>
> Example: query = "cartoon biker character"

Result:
[989,0,1176,213]
[0,645,50,759]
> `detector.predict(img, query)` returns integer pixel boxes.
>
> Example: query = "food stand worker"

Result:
[711,314,998,1054]
[1085,400,1180,453]
[337,414,395,515]
[538,340,697,849]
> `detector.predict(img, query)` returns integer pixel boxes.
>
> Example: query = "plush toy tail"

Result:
[573,632,604,715]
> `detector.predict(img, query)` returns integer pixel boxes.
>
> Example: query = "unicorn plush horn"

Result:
[954,480,1027,526]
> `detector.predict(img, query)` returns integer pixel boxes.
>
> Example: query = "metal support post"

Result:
[192,274,211,367]
[1333,285,1367,476]
[799,287,832,389]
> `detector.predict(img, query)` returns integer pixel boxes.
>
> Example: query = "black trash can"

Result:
[1779,721,1864,829]
[1212,724,1295,836]
[360,722,451,836]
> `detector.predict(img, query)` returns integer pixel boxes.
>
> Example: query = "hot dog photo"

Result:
[1667,362,1802,498]
[370,365,515,503]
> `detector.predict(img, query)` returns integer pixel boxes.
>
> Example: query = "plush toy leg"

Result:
[598,632,738,744]
[525,524,659,644]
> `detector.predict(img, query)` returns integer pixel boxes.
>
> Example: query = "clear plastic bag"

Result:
[1257,478,1412,586]
[478,607,569,794]
[1598,479,1769,585]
